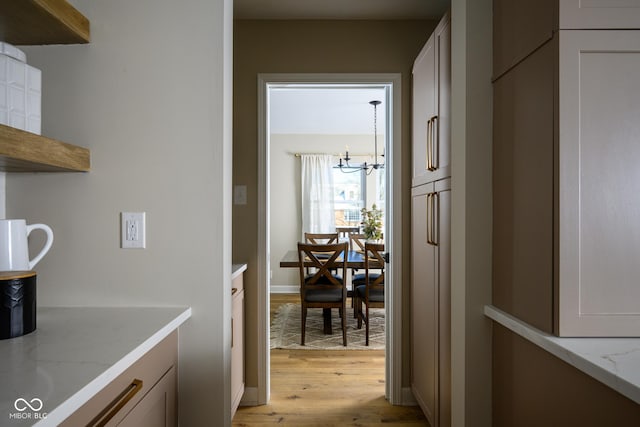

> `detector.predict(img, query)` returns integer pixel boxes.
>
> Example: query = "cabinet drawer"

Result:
[118,365,176,427]
[60,331,177,426]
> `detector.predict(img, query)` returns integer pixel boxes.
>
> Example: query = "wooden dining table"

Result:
[279,249,375,335]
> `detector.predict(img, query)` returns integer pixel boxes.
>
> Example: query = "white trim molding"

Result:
[257,73,403,405]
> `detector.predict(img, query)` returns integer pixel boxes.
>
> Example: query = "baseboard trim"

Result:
[240,387,258,406]
[270,285,299,294]
[401,387,418,406]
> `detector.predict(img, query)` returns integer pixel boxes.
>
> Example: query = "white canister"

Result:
[0,42,41,134]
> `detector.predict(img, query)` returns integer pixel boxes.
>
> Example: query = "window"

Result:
[332,168,365,227]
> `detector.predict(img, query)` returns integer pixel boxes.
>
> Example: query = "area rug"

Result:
[270,303,385,350]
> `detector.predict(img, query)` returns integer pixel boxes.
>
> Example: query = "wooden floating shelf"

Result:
[0,0,90,45]
[0,124,90,172]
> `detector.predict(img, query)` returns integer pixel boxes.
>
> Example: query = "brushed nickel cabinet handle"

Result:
[88,379,143,427]
[231,318,234,348]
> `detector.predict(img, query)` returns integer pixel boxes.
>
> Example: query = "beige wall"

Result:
[450,0,494,425]
[234,19,436,391]
[493,324,640,426]
[269,133,382,288]
[7,0,234,425]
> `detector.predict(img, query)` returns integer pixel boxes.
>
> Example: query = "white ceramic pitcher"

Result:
[0,219,53,271]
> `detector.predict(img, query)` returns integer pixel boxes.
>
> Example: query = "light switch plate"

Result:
[234,185,247,205]
[121,212,146,249]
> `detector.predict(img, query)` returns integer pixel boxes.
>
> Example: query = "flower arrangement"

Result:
[360,204,383,241]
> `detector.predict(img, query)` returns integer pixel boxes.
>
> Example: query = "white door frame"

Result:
[256,73,403,404]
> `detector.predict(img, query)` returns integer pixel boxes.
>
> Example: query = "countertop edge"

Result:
[35,307,192,426]
[231,263,247,280]
[484,305,640,405]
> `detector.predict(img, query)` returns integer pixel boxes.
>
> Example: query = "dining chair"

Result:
[353,242,385,346]
[297,242,348,346]
[304,232,339,245]
[304,232,340,275]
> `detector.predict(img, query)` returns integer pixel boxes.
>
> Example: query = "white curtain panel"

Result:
[301,154,336,236]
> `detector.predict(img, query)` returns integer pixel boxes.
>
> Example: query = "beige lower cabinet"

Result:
[231,270,245,418]
[411,178,451,427]
[117,366,176,427]
[60,331,177,427]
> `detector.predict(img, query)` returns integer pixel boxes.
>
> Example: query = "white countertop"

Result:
[485,305,640,405]
[0,306,191,427]
[232,263,247,280]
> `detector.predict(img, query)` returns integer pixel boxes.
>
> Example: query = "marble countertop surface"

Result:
[0,306,191,426]
[485,305,640,405]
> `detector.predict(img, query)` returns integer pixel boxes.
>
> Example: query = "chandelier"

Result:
[336,100,385,175]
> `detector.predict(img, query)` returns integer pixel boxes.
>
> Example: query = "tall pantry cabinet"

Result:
[493,0,640,337]
[410,11,451,427]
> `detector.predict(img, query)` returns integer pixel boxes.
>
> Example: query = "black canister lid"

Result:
[0,271,36,281]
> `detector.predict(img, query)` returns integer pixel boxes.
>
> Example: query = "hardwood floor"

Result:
[232,294,430,426]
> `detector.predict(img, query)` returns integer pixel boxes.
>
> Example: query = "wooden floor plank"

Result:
[233,294,429,426]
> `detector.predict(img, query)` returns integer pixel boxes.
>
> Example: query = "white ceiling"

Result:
[269,87,387,135]
[234,0,449,20]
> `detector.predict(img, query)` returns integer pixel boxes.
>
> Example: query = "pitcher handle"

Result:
[26,224,54,270]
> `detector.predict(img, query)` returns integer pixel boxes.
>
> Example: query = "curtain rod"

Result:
[290,152,376,157]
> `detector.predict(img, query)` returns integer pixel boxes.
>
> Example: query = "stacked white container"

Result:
[0,42,41,135]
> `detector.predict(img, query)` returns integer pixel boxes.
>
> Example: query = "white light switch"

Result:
[121,212,146,249]
[234,185,247,205]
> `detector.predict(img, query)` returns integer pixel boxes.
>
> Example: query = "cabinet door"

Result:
[558,30,640,336]
[231,288,245,417]
[433,14,451,183]
[118,366,176,427]
[559,0,640,29]
[412,13,451,187]
[435,178,451,427]
[411,182,438,425]
[412,33,437,187]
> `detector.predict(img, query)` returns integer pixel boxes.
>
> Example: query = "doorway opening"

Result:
[256,73,403,405]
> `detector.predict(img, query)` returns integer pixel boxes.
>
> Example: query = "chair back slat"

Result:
[304,232,339,245]
[365,242,385,293]
[349,233,366,252]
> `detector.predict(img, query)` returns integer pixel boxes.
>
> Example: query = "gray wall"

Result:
[7,0,234,425]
